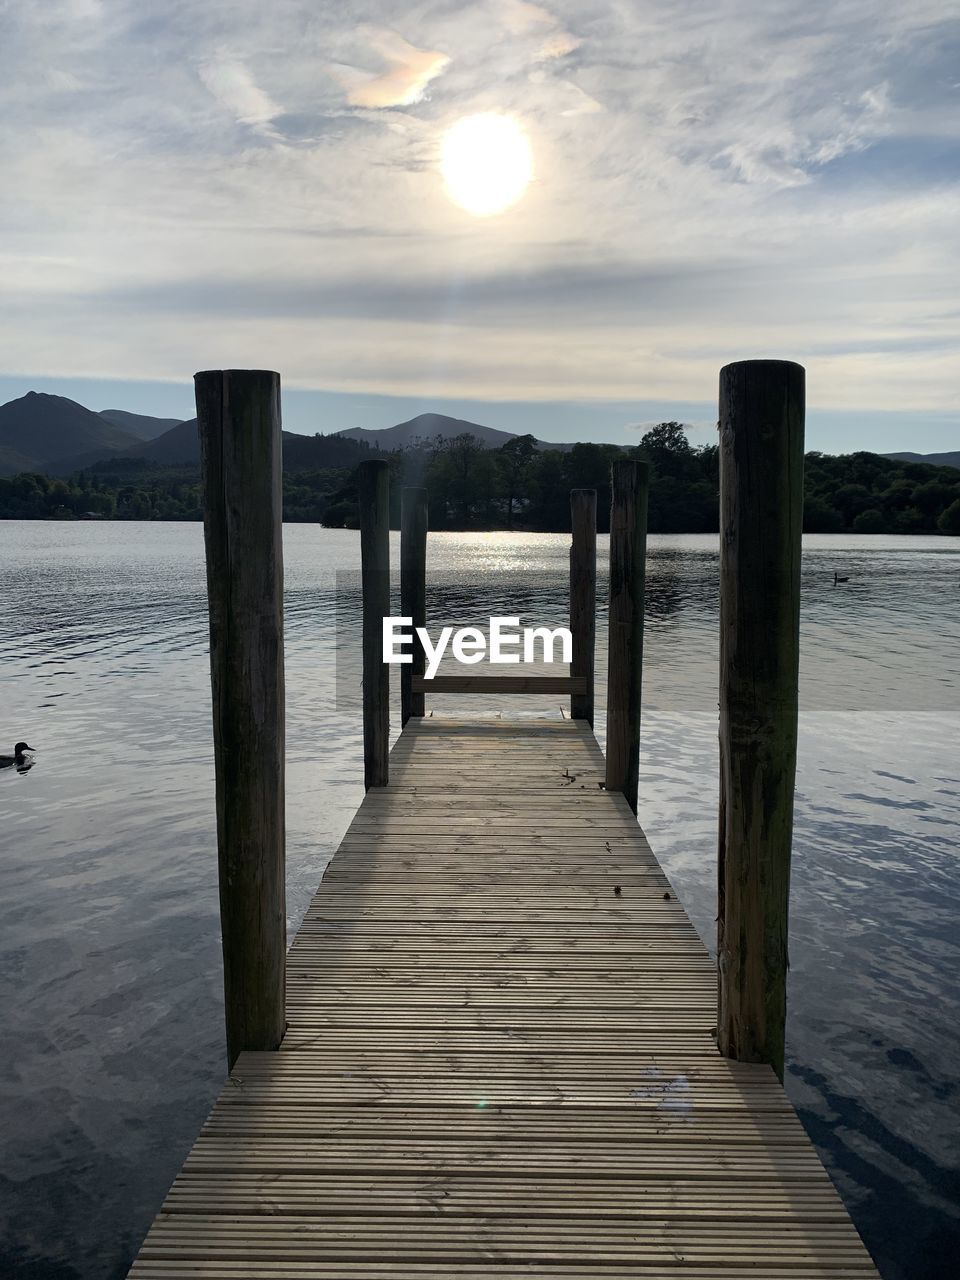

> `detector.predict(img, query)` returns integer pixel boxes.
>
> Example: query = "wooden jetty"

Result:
[131,715,879,1278]
[128,362,880,1277]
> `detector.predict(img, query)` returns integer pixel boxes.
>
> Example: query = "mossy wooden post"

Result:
[605,460,650,813]
[195,368,286,1070]
[359,459,390,787]
[718,359,805,1082]
[569,489,597,725]
[400,487,428,726]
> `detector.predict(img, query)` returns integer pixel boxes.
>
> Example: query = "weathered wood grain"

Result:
[128,714,878,1279]
[195,368,286,1069]
[358,459,390,789]
[604,460,649,813]
[569,489,597,725]
[400,486,428,725]
[717,360,805,1081]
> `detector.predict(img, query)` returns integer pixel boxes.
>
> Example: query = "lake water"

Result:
[1,522,958,1280]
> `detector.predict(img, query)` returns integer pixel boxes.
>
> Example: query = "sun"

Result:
[440,113,533,217]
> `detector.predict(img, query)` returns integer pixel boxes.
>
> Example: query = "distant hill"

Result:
[0,392,139,474]
[1,396,576,475]
[120,417,201,465]
[100,409,184,441]
[280,432,371,470]
[884,450,960,471]
[56,416,192,473]
[0,444,40,474]
[335,412,570,452]
[113,418,371,470]
[132,410,564,464]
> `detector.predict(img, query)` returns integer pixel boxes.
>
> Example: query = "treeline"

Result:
[0,460,352,523]
[2,423,959,534]
[342,422,960,535]
[0,465,201,520]
[803,450,960,534]
[340,423,720,533]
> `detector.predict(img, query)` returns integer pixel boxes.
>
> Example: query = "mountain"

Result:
[109,419,370,470]
[120,417,200,465]
[335,412,570,452]
[0,392,140,475]
[280,432,371,469]
[884,451,960,471]
[0,445,40,474]
[100,409,184,441]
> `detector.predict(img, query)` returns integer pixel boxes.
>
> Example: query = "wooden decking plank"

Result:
[128,715,879,1278]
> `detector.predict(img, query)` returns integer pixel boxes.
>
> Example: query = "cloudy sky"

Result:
[2,0,958,450]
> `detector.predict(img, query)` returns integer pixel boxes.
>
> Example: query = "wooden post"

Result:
[400,487,428,726]
[605,460,649,813]
[359,459,390,788]
[717,359,805,1082]
[569,489,597,725]
[195,369,286,1070]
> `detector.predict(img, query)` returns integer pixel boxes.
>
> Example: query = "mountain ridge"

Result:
[334,412,574,452]
[99,409,184,441]
[0,392,140,473]
[883,450,960,471]
[99,417,371,470]
[1,389,955,477]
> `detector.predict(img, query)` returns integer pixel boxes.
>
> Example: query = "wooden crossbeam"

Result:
[411,675,586,695]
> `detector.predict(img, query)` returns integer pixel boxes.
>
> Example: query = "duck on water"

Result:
[1,742,35,769]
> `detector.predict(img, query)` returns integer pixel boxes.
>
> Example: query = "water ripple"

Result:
[1,522,958,1279]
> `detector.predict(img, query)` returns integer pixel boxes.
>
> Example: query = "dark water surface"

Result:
[1,522,958,1279]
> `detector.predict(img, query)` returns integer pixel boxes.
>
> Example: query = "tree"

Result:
[832,483,874,523]
[631,424,721,531]
[913,480,956,516]
[938,499,960,535]
[526,449,568,529]
[637,422,695,483]
[426,434,496,527]
[2,438,959,532]
[804,497,844,533]
[879,478,915,511]
[562,442,623,530]
[497,434,538,528]
[852,508,886,533]
[639,421,691,458]
[895,506,924,533]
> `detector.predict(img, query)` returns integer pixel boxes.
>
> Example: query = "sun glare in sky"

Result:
[441,113,533,217]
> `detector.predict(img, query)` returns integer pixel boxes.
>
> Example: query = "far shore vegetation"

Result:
[2,422,959,535]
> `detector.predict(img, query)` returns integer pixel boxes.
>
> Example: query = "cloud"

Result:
[336,30,450,109]
[535,30,582,60]
[499,0,557,34]
[0,0,958,428]
[556,82,603,116]
[198,57,283,134]
[61,0,103,17]
[497,0,581,62]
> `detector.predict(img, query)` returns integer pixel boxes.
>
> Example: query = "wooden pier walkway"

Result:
[130,715,879,1278]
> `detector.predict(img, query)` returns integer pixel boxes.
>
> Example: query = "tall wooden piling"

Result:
[400,487,428,726]
[359,459,390,788]
[569,489,597,725]
[717,359,805,1082]
[605,460,650,813]
[195,368,286,1069]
